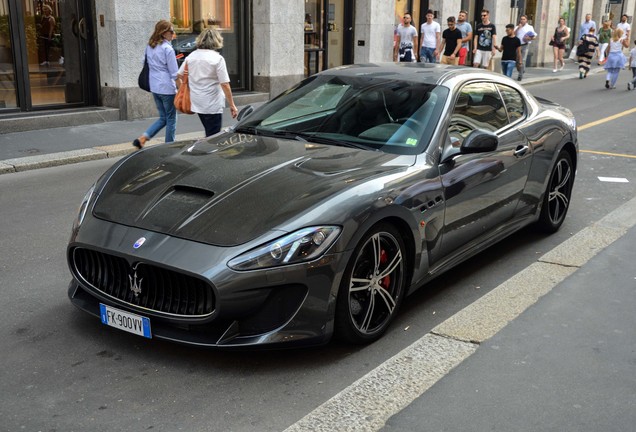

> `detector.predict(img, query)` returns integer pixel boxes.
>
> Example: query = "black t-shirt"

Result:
[501,35,521,60]
[476,22,497,51]
[442,28,463,56]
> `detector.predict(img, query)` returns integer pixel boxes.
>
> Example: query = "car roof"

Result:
[317,63,505,86]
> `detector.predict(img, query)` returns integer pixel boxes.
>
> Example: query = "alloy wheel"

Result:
[340,227,405,341]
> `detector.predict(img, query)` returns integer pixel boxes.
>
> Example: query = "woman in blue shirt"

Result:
[133,20,179,149]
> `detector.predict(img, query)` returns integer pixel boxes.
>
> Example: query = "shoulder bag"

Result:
[174,62,194,114]
[138,50,151,92]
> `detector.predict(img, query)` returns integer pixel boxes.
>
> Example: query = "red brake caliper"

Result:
[379,249,391,289]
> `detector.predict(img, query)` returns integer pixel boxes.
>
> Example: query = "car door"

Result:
[434,81,532,260]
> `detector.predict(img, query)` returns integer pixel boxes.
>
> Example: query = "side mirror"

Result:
[460,130,498,153]
[237,105,254,121]
[441,130,499,163]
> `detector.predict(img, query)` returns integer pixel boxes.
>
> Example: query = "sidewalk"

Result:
[382,222,636,432]
[0,62,595,175]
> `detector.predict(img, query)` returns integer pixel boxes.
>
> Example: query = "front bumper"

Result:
[67,217,347,348]
[68,280,331,348]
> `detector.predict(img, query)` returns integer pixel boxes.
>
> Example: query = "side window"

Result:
[496,85,526,123]
[448,82,509,145]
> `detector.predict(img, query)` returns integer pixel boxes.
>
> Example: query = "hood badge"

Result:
[133,237,146,249]
[129,264,143,298]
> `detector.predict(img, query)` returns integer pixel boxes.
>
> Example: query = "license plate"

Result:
[100,303,151,338]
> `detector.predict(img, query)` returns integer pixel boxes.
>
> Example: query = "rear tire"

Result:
[335,224,407,344]
[536,150,574,233]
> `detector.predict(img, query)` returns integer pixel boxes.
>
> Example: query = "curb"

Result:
[0,131,206,175]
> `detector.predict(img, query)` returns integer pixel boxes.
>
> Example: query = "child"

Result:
[628,40,636,90]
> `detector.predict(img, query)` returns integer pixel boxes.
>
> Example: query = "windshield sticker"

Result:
[405,138,418,146]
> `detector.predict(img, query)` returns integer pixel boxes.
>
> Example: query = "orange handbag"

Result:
[174,63,194,114]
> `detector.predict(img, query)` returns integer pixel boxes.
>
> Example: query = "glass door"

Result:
[326,0,353,69]
[0,0,18,108]
[1,0,97,112]
[559,0,577,57]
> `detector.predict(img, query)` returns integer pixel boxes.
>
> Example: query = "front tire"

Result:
[536,150,574,233]
[335,224,407,344]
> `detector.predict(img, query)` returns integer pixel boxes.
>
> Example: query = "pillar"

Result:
[96,0,169,119]
[253,0,304,99]
[353,0,395,63]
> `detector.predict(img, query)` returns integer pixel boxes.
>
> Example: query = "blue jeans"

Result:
[501,60,516,77]
[144,93,177,143]
[420,47,436,63]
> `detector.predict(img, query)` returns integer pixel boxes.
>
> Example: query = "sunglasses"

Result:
[481,14,488,17]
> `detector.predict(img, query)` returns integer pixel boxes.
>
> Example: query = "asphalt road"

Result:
[1,73,635,431]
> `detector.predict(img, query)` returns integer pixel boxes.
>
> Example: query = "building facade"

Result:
[0,0,634,127]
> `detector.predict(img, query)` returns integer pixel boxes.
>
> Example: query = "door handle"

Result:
[79,17,87,39]
[514,145,529,157]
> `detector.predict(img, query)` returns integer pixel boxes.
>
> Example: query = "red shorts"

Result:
[458,47,468,65]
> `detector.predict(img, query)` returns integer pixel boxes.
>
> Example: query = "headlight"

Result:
[570,117,577,131]
[73,183,96,230]
[228,226,341,271]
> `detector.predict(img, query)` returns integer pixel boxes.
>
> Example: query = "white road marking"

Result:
[598,176,629,183]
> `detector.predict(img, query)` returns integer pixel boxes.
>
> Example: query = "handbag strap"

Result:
[181,62,189,85]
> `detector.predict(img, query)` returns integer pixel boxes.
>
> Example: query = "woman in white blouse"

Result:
[177,28,238,136]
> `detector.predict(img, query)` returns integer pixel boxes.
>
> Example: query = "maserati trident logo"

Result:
[129,264,143,298]
[133,237,146,249]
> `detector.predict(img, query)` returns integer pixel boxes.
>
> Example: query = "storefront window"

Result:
[171,0,232,32]
[304,0,324,76]
[395,0,423,28]
[170,0,248,90]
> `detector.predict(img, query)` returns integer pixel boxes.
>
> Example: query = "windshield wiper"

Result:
[258,129,309,142]
[247,128,377,151]
[233,125,259,135]
[300,133,378,151]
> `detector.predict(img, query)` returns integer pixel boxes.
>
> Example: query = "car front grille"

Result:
[71,248,215,317]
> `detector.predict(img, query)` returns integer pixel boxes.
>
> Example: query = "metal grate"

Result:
[72,248,215,317]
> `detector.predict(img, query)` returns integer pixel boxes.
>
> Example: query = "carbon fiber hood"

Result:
[92,133,413,246]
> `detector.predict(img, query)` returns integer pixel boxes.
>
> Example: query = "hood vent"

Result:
[140,185,215,229]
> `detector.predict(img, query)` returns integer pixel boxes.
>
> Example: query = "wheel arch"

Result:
[379,216,417,288]
[339,208,421,287]
[561,141,578,173]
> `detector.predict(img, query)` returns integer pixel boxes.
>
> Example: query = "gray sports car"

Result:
[67,63,577,348]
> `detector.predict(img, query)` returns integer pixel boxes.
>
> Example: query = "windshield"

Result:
[236,74,449,155]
